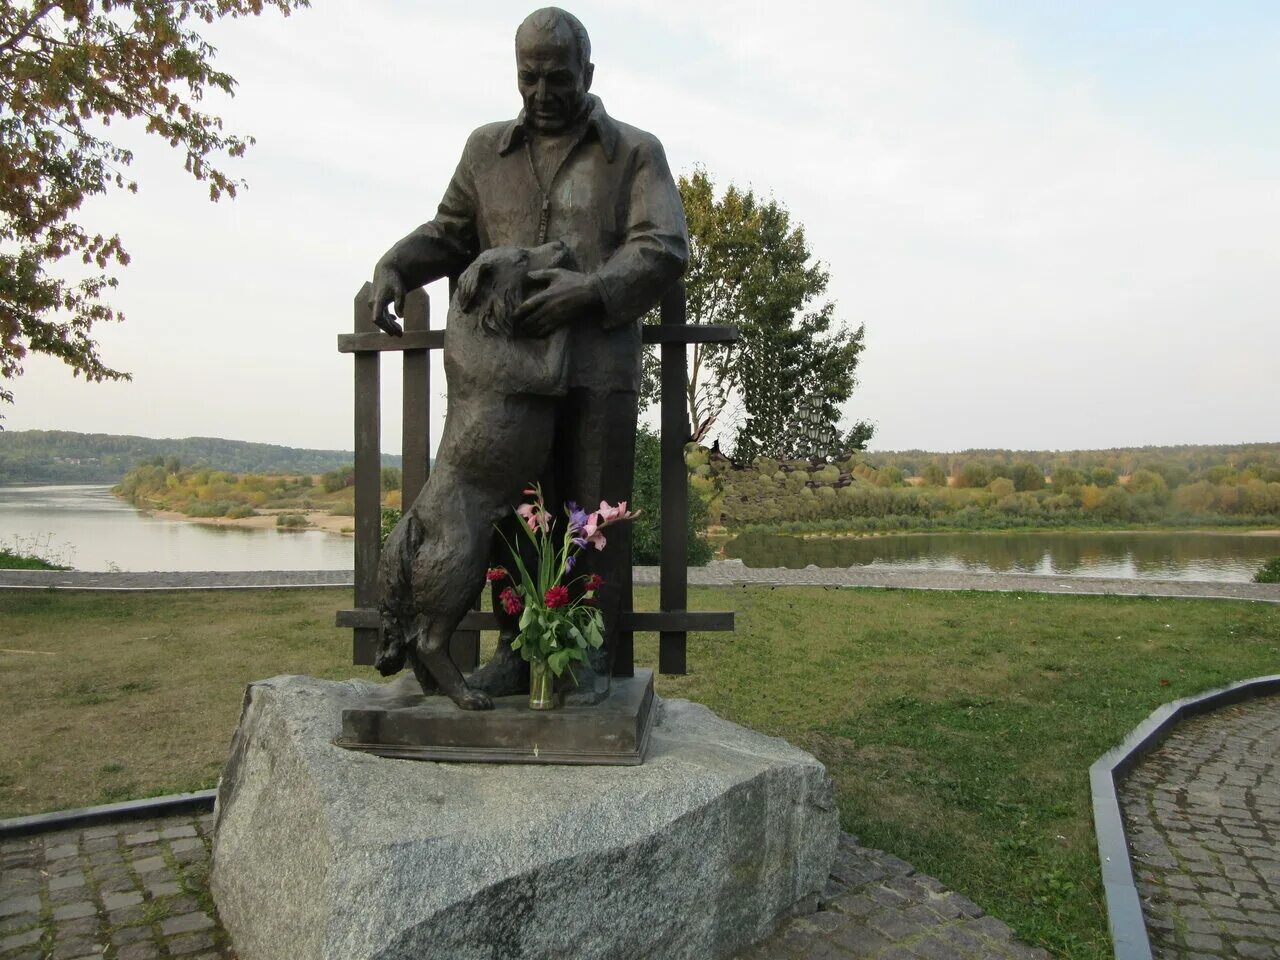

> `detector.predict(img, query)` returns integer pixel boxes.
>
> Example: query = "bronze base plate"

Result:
[335,668,655,765]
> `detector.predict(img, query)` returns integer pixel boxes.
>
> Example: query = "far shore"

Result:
[769,526,1280,541]
[143,506,1280,542]
[147,507,356,536]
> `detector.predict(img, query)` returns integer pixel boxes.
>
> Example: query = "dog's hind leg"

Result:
[405,472,497,709]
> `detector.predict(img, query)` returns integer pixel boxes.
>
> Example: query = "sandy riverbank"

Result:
[148,508,356,536]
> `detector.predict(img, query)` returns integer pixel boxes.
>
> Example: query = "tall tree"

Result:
[0,0,307,409]
[642,168,871,459]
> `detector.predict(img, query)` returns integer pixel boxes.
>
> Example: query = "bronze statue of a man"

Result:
[371,7,688,705]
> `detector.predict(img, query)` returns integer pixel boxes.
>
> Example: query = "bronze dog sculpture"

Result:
[375,241,575,709]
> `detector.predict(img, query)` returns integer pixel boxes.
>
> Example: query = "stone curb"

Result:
[1089,674,1280,960]
[0,791,216,840]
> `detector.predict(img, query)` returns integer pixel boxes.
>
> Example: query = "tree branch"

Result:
[0,2,56,55]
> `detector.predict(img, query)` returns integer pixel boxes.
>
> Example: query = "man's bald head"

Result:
[515,7,594,135]
[516,7,591,69]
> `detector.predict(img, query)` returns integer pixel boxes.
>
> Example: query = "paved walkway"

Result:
[1,561,1276,603]
[736,834,1049,959]
[0,811,224,960]
[0,812,1048,960]
[1119,696,1280,958]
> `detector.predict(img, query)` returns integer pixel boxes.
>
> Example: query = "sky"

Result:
[8,0,1280,455]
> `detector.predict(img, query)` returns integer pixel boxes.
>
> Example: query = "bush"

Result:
[185,500,230,518]
[921,464,947,487]
[322,466,355,493]
[1255,557,1280,584]
[632,426,714,566]
[1011,462,1045,492]
[956,462,991,489]
[276,513,310,529]
[225,504,256,519]
[0,534,72,570]
[381,507,402,547]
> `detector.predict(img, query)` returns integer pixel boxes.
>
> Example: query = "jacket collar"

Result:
[497,94,619,163]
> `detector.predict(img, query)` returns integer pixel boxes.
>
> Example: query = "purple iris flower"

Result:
[566,554,577,571]
[567,501,589,533]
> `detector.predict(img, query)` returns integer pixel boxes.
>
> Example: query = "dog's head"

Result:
[454,241,576,337]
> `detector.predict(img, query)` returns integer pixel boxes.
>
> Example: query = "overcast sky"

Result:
[9,0,1279,455]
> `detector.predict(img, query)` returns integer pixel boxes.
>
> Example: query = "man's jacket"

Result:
[376,95,689,394]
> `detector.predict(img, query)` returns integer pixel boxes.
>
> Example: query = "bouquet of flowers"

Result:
[490,484,639,708]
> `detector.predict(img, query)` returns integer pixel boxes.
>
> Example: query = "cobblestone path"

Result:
[1120,696,1280,958]
[0,813,1050,960]
[0,811,225,960]
[736,834,1049,960]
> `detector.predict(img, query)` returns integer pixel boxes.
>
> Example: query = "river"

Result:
[3,485,1275,580]
[0,485,353,572]
[723,529,1277,583]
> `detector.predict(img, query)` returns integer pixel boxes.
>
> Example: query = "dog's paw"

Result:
[453,688,494,711]
[373,641,407,677]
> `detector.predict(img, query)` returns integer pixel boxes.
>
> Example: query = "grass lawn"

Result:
[3,586,1278,958]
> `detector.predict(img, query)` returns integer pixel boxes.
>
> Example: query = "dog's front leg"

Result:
[409,613,493,711]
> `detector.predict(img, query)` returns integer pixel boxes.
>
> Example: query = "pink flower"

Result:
[571,509,607,551]
[544,585,570,609]
[516,502,548,533]
[499,587,523,616]
[485,566,508,583]
[597,500,640,525]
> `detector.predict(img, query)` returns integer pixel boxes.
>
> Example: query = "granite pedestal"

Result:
[210,674,837,960]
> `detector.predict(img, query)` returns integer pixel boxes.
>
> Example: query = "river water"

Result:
[0,485,353,572]
[3,485,1275,580]
[723,530,1278,583]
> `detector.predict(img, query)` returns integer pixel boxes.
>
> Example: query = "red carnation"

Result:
[499,587,523,616]
[544,585,571,609]
[485,566,508,583]
[585,574,604,591]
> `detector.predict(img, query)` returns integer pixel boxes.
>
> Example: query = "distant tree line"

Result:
[699,443,1280,531]
[0,431,400,484]
[858,443,1280,488]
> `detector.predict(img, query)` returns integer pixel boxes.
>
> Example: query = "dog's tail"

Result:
[374,510,425,678]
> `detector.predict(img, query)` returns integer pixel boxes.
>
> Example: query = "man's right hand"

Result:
[371,265,407,337]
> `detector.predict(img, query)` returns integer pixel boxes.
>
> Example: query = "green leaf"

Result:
[548,649,571,676]
[585,613,604,649]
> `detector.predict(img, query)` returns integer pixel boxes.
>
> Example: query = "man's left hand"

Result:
[514,268,602,337]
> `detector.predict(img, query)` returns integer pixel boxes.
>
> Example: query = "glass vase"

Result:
[528,658,557,710]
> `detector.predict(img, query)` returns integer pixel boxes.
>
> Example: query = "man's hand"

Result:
[513,268,602,337]
[371,265,407,337]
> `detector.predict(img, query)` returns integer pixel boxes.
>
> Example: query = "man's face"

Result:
[515,23,592,135]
